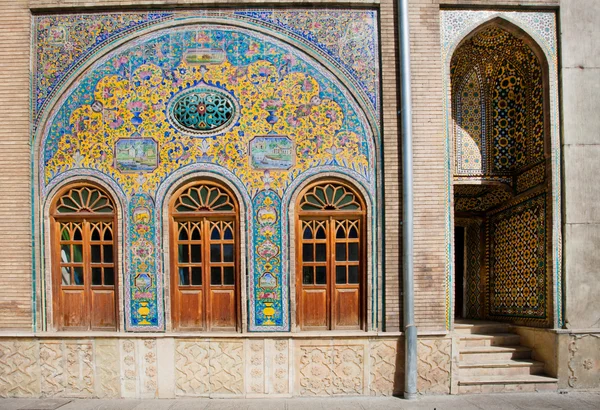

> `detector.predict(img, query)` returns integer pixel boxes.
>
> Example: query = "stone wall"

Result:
[0,335,451,397]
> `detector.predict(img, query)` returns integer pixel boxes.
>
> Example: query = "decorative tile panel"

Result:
[0,340,40,397]
[488,193,549,324]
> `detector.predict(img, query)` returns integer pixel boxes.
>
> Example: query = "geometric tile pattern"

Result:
[517,162,546,194]
[465,221,483,319]
[452,25,545,176]
[454,184,513,213]
[488,194,548,323]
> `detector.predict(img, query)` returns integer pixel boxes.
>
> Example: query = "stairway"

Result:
[455,320,558,394]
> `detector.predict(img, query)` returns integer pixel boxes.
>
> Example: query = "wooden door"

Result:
[52,184,118,331]
[296,181,365,331]
[170,181,239,332]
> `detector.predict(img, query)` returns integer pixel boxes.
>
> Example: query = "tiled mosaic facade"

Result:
[441,11,561,328]
[487,193,549,325]
[35,11,380,332]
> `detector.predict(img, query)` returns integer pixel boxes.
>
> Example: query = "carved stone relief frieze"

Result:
[417,338,451,394]
[567,334,600,390]
[120,339,138,397]
[246,340,265,394]
[369,340,400,396]
[296,342,366,396]
[140,339,158,397]
[175,340,210,396]
[95,339,120,398]
[267,339,289,395]
[0,340,41,397]
[40,341,65,397]
[209,341,244,395]
[65,341,94,397]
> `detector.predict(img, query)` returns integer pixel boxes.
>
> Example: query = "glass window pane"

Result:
[302,266,314,285]
[315,244,326,262]
[73,267,84,285]
[348,243,359,261]
[92,267,102,285]
[103,245,113,263]
[91,245,101,263]
[179,267,189,286]
[191,245,201,263]
[211,227,220,240]
[61,245,71,263]
[91,227,101,241]
[191,267,202,285]
[336,226,345,239]
[72,244,83,263]
[316,227,326,239]
[179,226,188,240]
[336,243,346,261]
[223,227,233,240]
[103,226,112,241]
[61,267,71,285]
[349,226,359,238]
[223,244,234,262]
[104,267,114,286]
[348,266,359,284]
[211,267,222,285]
[315,266,327,285]
[303,226,312,240]
[178,244,189,263]
[191,226,201,241]
[60,224,70,241]
[336,266,346,284]
[73,227,82,241]
[223,267,234,285]
[302,244,313,262]
[210,244,221,262]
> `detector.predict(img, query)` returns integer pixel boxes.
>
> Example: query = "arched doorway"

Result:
[451,21,553,328]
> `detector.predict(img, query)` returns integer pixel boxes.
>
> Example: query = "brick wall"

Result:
[0,0,32,329]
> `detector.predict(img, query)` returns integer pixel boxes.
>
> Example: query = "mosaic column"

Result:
[126,194,164,330]
[251,190,288,330]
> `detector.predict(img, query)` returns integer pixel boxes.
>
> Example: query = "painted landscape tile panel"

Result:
[115,138,158,172]
[249,136,294,170]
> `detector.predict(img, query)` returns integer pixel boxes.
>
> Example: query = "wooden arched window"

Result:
[170,180,240,331]
[50,183,118,331]
[296,180,366,330]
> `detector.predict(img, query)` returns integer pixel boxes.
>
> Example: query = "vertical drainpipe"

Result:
[398,0,418,400]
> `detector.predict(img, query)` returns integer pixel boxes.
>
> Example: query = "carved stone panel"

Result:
[246,340,265,394]
[120,339,138,398]
[209,341,244,395]
[417,338,451,394]
[369,340,400,396]
[65,341,94,397]
[175,340,210,396]
[298,345,333,395]
[332,345,364,395]
[567,334,600,390]
[95,339,120,398]
[0,340,41,397]
[40,341,65,397]
[140,339,158,398]
[266,339,289,395]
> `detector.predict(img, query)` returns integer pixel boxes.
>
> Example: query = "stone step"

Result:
[458,374,558,394]
[454,321,512,335]
[459,333,521,348]
[459,345,532,362]
[458,359,545,377]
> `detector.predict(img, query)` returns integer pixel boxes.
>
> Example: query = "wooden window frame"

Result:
[169,179,241,332]
[295,179,367,331]
[50,182,119,331]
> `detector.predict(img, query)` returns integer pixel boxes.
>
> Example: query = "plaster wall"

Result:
[561,0,600,331]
